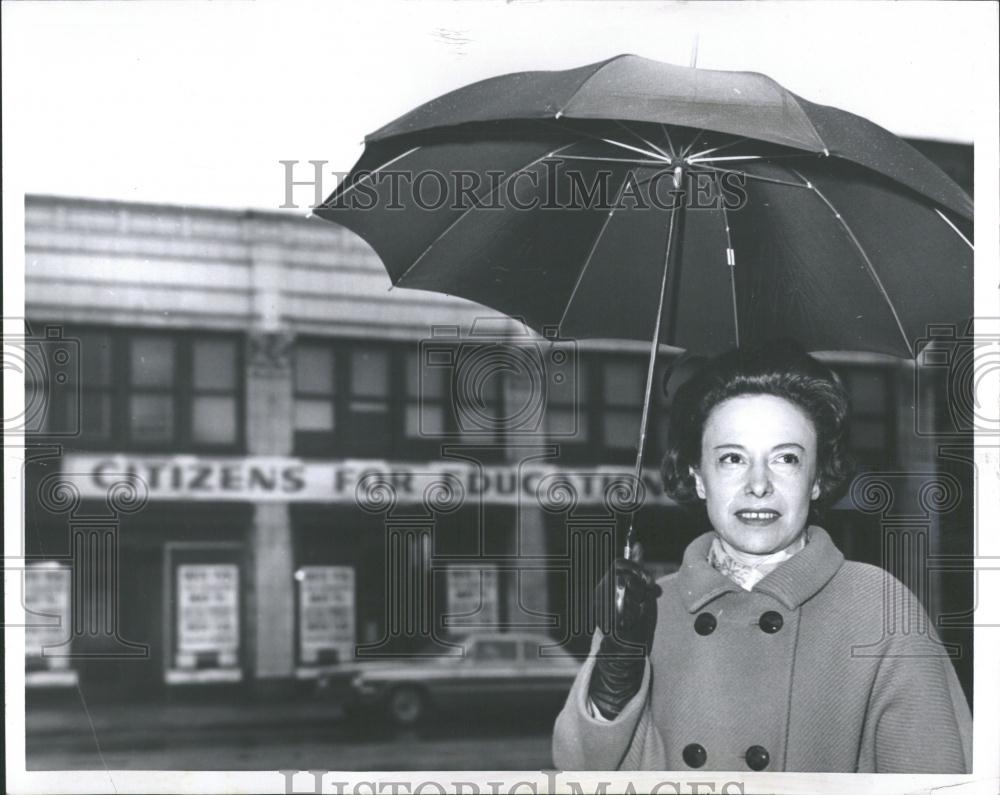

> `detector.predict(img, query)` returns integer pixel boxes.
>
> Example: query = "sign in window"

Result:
[175,564,240,672]
[445,566,499,633]
[296,566,355,666]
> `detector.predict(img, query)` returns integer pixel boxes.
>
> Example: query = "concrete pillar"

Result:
[250,502,294,679]
[243,219,297,685]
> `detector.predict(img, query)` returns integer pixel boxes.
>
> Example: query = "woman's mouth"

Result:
[735,509,781,526]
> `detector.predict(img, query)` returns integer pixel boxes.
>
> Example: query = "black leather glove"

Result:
[588,543,661,720]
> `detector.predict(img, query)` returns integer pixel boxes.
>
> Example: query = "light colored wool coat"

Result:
[552,526,972,773]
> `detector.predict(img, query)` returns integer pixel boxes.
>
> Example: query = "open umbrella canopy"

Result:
[314,55,973,358]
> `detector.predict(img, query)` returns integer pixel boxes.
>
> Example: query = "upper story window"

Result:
[838,365,894,469]
[41,327,243,452]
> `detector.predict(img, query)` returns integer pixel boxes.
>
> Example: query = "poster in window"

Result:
[446,566,499,633]
[176,564,239,669]
[24,563,72,670]
[297,566,355,665]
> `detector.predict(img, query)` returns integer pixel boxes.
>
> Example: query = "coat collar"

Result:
[676,525,845,613]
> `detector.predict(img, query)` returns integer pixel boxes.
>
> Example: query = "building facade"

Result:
[21,186,974,702]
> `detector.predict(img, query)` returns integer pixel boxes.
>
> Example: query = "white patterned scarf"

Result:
[708,532,808,591]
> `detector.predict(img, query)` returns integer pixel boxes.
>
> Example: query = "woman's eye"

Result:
[776,453,800,464]
[719,452,744,465]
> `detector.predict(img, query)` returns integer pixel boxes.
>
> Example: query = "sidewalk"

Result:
[25,691,347,751]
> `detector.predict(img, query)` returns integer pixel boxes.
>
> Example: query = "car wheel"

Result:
[388,686,425,726]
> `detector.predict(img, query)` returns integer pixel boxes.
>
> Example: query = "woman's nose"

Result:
[744,462,774,497]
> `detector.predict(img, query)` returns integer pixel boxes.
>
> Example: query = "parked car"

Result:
[337,632,582,726]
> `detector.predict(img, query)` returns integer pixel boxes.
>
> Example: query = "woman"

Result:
[552,342,972,773]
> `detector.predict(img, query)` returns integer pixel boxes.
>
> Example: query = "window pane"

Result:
[603,410,640,448]
[406,350,445,398]
[295,345,335,394]
[406,402,445,436]
[847,369,887,415]
[349,399,388,414]
[351,349,389,397]
[81,392,112,440]
[295,399,334,431]
[603,361,643,406]
[850,418,886,454]
[192,396,237,444]
[521,640,541,661]
[130,337,175,387]
[549,355,583,405]
[473,640,517,661]
[549,408,586,440]
[130,394,174,441]
[80,332,112,387]
[193,340,237,390]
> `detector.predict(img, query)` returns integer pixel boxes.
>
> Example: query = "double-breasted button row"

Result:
[681,743,771,770]
[692,610,785,635]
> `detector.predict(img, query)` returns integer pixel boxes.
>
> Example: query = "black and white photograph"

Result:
[3,2,998,794]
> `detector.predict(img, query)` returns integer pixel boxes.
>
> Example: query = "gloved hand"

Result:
[588,542,661,720]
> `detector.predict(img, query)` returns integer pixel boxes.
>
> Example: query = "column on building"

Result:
[245,226,296,686]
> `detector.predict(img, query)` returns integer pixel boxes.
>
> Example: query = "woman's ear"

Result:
[811,478,822,501]
[690,466,706,500]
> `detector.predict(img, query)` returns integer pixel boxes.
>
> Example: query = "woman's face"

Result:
[691,394,821,555]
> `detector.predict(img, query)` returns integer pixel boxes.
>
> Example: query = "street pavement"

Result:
[24,691,558,771]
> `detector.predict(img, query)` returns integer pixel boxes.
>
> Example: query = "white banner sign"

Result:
[61,454,675,507]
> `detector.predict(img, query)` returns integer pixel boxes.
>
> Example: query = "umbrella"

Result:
[312,54,974,570]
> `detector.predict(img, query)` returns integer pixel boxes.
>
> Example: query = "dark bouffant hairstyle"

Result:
[660,340,854,505]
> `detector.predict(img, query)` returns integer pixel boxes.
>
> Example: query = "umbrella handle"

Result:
[614,540,632,616]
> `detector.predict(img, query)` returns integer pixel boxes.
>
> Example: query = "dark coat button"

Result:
[682,743,707,768]
[694,612,717,635]
[758,610,784,633]
[745,744,770,770]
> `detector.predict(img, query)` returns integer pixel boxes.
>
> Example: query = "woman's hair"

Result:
[660,340,854,504]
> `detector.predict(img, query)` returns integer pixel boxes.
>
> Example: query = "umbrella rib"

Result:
[681,129,706,158]
[599,137,672,163]
[561,154,673,167]
[323,146,423,206]
[787,167,915,358]
[687,137,750,161]
[660,125,678,159]
[534,119,672,164]
[713,171,741,348]
[393,140,586,286]
[690,153,822,165]
[935,209,974,250]
[615,121,672,160]
[557,175,633,335]
[692,163,812,191]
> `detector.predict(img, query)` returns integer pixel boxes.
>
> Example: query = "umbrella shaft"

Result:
[627,175,685,555]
